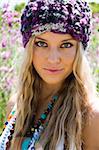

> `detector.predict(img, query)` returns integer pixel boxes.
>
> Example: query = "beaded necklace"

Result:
[0,95,58,150]
[22,95,58,149]
[0,105,16,150]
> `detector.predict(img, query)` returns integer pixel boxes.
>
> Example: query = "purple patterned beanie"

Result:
[20,0,92,50]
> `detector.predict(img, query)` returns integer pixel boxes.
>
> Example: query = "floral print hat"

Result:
[20,0,92,50]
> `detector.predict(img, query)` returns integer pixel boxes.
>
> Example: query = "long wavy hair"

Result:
[10,36,97,150]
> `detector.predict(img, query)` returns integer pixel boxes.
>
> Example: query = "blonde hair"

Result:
[10,37,97,150]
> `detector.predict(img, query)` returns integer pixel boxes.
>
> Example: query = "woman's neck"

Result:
[40,81,64,101]
[35,82,63,124]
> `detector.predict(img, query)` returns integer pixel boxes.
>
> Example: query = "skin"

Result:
[32,31,77,100]
[83,99,99,150]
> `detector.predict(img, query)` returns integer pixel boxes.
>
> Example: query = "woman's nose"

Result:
[47,48,61,64]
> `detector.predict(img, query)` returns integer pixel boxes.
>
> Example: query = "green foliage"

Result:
[89,3,99,13]
[0,90,8,134]
[14,2,25,12]
[97,82,99,93]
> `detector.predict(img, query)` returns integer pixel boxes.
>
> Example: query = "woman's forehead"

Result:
[35,31,75,41]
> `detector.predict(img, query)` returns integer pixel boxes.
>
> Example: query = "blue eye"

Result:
[34,41,47,47]
[61,42,73,48]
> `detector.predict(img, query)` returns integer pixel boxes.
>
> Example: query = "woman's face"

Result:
[32,32,77,85]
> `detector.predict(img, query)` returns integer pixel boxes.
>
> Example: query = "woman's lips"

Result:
[43,68,64,74]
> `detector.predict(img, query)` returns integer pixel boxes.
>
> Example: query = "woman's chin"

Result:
[42,77,64,85]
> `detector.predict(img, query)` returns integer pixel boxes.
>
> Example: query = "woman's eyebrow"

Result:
[35,37,75,42]
[35,37,47,41]
[62,38,75,42]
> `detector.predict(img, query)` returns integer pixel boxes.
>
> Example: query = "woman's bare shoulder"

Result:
[6,93,17,117]
[83,97,99,149]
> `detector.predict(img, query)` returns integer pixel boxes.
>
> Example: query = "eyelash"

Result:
[35,41,47,47]
[34,41,74,48]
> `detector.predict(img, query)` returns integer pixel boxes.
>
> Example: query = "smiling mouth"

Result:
[43,68,64,73]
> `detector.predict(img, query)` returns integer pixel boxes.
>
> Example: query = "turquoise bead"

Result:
[41,114,47,120]
[53,95,58,101]
[21,138,31,150]
[11,110,15,115]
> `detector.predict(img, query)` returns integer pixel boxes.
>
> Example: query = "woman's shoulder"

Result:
[83,96,99,149]
[90,97,99,131]
[88,96,99,129]
[6,93,17,117]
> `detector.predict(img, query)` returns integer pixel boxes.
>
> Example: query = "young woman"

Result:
[0,0,99,149]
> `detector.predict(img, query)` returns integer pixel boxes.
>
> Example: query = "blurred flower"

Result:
[96,46,99,57]
[13,17,20,23]
[2,38,7,48]
[2,11,13,27]
[3,3,9,9]
[96,17,99,23]
[0,66,9,72]
[2,3,9,12]
[7,78,12,85]
[6,78,13,90]
[13,12,19,17]
[1,51,11,60]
